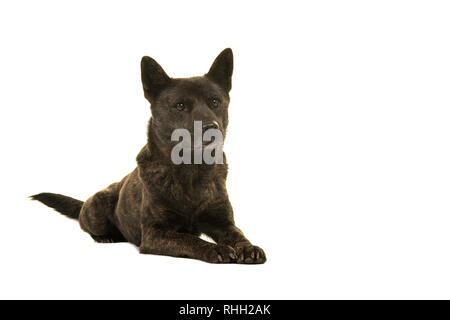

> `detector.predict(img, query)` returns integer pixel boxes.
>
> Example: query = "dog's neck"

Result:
[146,118,172,161]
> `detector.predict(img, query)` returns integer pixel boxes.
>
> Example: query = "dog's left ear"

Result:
[206,48,233,92]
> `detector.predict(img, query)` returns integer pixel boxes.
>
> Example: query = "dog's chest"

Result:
[137,147,228,230]
[149,171,223,232]
[141,162,222,207]
[165,171,220,212]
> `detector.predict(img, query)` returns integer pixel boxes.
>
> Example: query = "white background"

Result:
[1,0,450,299]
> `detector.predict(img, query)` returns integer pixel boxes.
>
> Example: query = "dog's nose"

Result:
[202,121,219,132]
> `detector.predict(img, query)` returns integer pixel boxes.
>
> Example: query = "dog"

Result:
[31,48,266,264]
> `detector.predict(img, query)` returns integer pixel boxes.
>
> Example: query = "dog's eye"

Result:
[209,97,221,108]
[175,102,185,111]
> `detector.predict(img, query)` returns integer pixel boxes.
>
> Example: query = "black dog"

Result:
[32,49,266,264]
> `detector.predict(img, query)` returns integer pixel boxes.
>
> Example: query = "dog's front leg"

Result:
[205,224,266,264]
[200,204,266,264]
[139,226,237,263]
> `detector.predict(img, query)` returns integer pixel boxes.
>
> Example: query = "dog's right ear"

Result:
[141,56,171,103]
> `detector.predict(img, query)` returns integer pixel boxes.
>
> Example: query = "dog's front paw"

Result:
[204,244,237,264]
[235,245,266,264]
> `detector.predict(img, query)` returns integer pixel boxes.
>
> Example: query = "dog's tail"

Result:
[30,192,84,220]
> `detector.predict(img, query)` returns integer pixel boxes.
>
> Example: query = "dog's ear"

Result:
[206,48,233,92]
[141,56,171,103]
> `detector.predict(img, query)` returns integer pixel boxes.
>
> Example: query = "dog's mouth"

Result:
[202,139,218,146]
[191,139,222,148]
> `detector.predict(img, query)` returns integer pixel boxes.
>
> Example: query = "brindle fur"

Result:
[31,49,266,264]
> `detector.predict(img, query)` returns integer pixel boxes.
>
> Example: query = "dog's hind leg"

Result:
[79,183,126,243]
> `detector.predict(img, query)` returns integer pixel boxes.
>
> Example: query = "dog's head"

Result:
[141,49,233,148]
